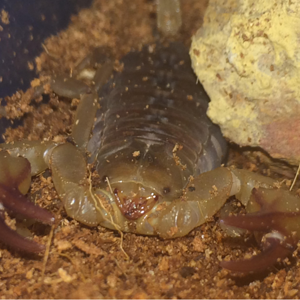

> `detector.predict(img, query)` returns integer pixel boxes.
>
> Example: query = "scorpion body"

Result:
[1,0,300,274]
[87,42,227,222]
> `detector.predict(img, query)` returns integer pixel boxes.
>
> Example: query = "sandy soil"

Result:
[1,0,300,298]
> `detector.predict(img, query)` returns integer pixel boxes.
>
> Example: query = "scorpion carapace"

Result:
[88,42,227,220]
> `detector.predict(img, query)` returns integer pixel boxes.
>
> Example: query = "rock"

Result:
[190,0,300,165]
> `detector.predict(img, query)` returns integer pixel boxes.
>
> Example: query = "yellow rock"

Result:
[190,0,300,165]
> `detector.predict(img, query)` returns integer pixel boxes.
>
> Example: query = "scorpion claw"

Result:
[220,211,278,232]
[0,151,54,252]
[220,235,292,273]
[0,185,55,226]
[220,187,300,272]
[0,212,45,253]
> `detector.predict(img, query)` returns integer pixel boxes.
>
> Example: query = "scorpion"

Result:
[0,0,300,274]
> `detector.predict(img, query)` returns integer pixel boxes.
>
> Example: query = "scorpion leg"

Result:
[50,50,113,150]
[71,60,113,150]
[71,91,99,150]
[0,150,54,252]
[50,75,91,99]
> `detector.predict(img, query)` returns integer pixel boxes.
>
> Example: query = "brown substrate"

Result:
[1,0,300,298]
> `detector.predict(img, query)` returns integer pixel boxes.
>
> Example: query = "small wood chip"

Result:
[55,240,72,251]
[58,268,76,283]
[73,239,105,257]
[192,236,205,252]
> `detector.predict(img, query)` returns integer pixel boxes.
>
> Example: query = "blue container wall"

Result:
[0,0,93,141]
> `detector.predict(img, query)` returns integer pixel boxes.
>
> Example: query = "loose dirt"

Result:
[1,0,300,298]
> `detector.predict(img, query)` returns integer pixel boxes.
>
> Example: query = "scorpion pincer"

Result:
[0,0,300,274]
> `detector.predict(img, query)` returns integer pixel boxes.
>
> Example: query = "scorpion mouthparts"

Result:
[112,183,159,220]
[220,235,292,273]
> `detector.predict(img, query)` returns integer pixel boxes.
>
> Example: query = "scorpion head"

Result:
[96,139,192,221]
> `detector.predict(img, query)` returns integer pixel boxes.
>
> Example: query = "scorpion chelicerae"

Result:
[0,0,300,274]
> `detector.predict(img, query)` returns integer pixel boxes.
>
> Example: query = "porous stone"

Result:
[190,0,300,165]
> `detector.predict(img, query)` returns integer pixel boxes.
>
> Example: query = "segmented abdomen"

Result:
[88,42,227,199]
